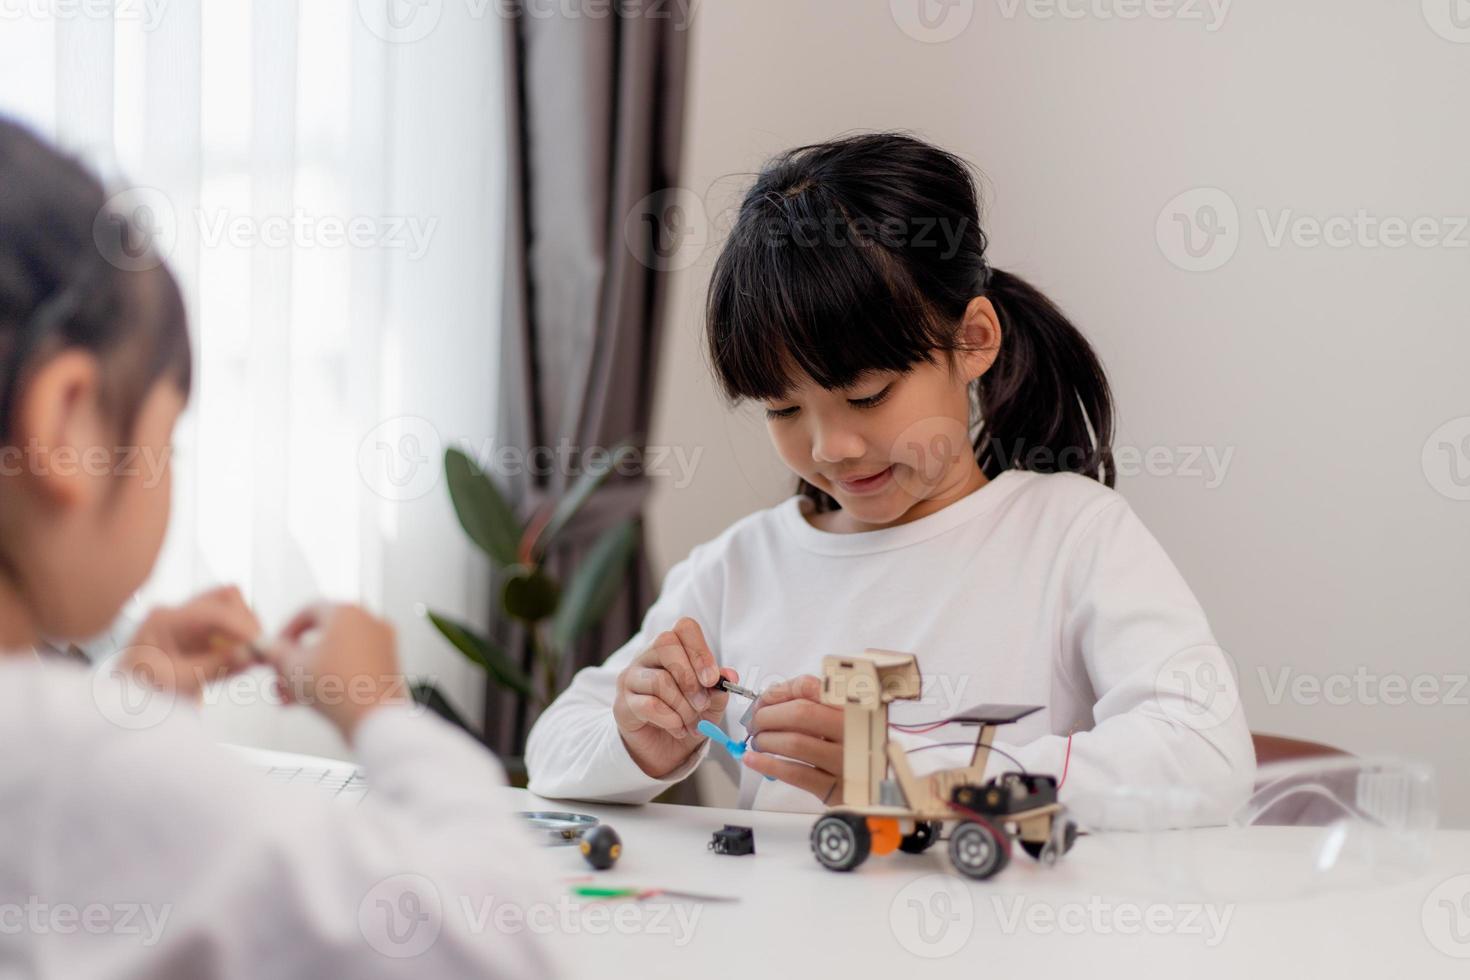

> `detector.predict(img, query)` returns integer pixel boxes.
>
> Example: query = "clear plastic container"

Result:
[1069,755,1437,902]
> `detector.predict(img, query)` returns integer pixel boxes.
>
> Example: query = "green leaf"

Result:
[501,566,561,623]
[425,609,533,698]
[533,441,636,558]
[444,447,520,566]
[410,680,483,740]
[550,519,638,653]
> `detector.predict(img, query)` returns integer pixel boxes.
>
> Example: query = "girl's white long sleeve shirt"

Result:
[0,657,559,980]
[526,470,1256,823]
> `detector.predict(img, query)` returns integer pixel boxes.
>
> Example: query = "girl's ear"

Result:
[957,295,1003,383]
[11,349,107,508]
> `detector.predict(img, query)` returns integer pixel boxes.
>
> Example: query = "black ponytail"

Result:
[705,131,1114,512]
[977,266,1114,487]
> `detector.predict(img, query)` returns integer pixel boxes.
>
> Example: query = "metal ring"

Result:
[515,810,599,846]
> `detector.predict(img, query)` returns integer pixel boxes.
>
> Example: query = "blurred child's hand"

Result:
[267,603,410,741]
[120,585,262,701]
[613,616,738,778]
[741,674,844,804]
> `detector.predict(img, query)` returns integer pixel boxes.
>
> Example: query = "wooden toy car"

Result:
[808,650,1078,880]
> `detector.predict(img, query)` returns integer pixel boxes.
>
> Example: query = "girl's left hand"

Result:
[119,586,262,701]
[741,674,845,804]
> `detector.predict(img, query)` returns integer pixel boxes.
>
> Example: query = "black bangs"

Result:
[706,182,956,403]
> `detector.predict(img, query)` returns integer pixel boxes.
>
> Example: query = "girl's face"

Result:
[762,298,1002,531]
[1,362,183,644]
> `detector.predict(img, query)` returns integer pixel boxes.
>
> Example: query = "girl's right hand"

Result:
[267,603,411,741]
[120,585,263,700]
[613,617,738,778]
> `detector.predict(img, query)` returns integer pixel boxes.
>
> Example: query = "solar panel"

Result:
[943,704,1044,726]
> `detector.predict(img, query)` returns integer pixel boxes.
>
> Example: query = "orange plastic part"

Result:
[867,817,901,856]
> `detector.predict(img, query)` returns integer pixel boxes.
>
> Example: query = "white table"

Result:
[507,788,1470,979]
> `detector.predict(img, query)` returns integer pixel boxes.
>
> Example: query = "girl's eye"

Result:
[764,381,891,418]
[848,384,892,409]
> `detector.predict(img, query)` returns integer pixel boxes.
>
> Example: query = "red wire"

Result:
[1057,730,1075,789]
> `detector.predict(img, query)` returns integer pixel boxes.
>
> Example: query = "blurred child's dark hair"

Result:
[705,131,1114,512]
[0,116,192,442]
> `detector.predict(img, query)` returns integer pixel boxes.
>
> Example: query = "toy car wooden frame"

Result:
[808,649,1078,880]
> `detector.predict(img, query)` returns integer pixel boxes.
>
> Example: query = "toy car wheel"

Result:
[948,820,1009,880]
[898,820,941,854]
[1021,818,1078,863]
[811,813,871,872]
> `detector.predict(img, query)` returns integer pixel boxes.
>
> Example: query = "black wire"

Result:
[900,740,1028,774]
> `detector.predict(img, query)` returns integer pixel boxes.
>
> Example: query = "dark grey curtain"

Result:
[486,2,691,757]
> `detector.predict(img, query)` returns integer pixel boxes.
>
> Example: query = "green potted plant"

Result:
[413,443,640,762]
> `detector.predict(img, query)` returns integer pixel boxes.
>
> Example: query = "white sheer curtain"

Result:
[0,2,505,757]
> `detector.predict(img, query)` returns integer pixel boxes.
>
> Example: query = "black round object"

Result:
[1021,818,1079,863]
[579,824,622,870]
[898,819,941,854]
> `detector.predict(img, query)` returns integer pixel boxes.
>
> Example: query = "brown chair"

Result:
[1248,733,1354,826]
[1251,732,1348,766]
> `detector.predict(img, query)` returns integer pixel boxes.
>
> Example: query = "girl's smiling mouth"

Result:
[833,465,894,495]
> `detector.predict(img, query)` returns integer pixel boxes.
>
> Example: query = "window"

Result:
[1,2,507,751]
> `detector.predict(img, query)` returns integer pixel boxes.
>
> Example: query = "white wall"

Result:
[647,0,1470,822]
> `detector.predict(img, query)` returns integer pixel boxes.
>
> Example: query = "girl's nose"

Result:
[810,425,866,464]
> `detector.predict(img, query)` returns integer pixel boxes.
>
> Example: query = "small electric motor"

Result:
[708,825,755,856]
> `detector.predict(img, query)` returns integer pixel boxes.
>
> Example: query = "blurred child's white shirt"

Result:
[526,470,1256,822]
[0,658,559,980]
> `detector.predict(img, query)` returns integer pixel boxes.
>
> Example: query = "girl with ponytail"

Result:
[528,133,1254,822]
